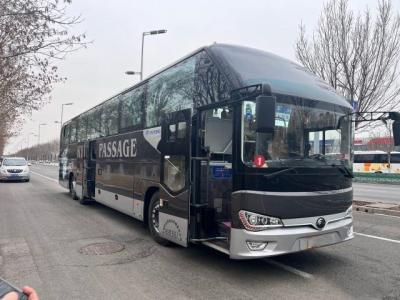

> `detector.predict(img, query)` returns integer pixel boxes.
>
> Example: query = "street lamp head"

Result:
[40,123,47,126]
[148,29,167,35]
[125,71,141,75]
[63,102,74,106]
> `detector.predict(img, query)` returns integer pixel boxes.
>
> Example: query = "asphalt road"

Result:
[353,182,400,204]
[0,166,399,299]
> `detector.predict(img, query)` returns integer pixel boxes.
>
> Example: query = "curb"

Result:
[354,205,400,217]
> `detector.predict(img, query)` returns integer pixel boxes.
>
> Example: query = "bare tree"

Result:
[13,138,60,162]
[295,0,400,130]
[0,0,86,154]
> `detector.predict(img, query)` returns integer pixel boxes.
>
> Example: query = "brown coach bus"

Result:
[59,43,359,259]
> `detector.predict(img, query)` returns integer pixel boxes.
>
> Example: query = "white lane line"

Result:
[374,213,400,220]
[264,259,314,279]
[30,171,58,183]
[354,232,400,244]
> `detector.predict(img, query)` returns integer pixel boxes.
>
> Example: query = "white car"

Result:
[0,157,30,182]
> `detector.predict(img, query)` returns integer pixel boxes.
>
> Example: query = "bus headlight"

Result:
[239,210,283,231]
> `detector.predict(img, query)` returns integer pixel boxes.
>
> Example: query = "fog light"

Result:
[246,241,267,251]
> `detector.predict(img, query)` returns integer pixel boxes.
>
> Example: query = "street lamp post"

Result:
[60,102,74,129]
[139,29,167,81]
[26,132,36,161]
[37,123,47,161]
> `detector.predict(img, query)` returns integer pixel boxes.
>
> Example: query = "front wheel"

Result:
[148,192,170,246]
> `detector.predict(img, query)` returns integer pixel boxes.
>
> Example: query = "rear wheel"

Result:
[148,191,170,246]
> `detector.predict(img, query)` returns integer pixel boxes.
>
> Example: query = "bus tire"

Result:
[69,176,78,200]
[148,191,170,246]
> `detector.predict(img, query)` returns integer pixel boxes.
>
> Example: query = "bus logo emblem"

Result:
[315,217,326,229]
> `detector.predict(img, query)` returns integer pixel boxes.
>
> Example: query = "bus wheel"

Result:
[69,177,78,200]
[148,192,170,246]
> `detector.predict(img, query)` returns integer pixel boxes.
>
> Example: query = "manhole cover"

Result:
[79,242,125,255]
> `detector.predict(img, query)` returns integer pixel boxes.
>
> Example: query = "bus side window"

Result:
[177,122,186,139]
[391,154,400,163]
[168,124,176,142]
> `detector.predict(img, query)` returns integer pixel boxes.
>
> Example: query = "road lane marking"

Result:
[354,232,400,244]
[30,171,58,183]
[264,259,314,279]
[374,213,400,220]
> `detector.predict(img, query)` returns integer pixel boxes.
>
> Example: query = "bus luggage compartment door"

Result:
[158,109,191,247]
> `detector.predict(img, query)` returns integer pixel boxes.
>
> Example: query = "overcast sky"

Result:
[5,0,400,153]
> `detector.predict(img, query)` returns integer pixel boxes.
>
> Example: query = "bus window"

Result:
[62,124,70,145]
[146,58,195,128]
[163,155,186,192]
[87,108,101,140]
[70,119,77,143]
[120,86,144,132]
[77,114,88,142]
[374,154,388,164]
[391,153,400,163]
[194,51,231,107]
[101,97,119,136]
[177,122,187,139]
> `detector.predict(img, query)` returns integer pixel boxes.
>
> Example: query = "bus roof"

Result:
[354,150,386,154]
[63,43,351,126]
[207,44,352,108]
[354,151,400,154]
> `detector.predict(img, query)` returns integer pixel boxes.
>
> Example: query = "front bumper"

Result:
[0,173,30,181]
[229,214,353,259]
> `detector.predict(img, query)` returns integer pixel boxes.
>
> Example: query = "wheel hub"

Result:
[151,203,160,233]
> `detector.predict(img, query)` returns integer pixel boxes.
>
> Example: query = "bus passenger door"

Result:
[158,109,191,247]
[192,105,234,240]
[83,140,96,199]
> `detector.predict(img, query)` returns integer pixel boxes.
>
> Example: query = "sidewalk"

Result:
[353,200,400,217]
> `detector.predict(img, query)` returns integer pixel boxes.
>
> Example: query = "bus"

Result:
[353,150,400,173]
[59,43,355,259]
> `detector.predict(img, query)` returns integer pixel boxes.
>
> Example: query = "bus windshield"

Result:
[242,97,352,168]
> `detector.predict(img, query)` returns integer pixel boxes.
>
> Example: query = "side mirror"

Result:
[393,121,400,146]
[255,95,276,133]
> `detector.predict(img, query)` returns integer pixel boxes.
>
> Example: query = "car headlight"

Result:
[239,210,283,231]
[0,168,7,174]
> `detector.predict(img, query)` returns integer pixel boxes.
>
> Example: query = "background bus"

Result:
[353,150,400,173]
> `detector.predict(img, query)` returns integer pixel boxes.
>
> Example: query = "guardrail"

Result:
[353,172,400,184]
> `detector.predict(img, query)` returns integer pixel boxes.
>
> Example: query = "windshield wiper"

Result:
[264,167,298,179]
